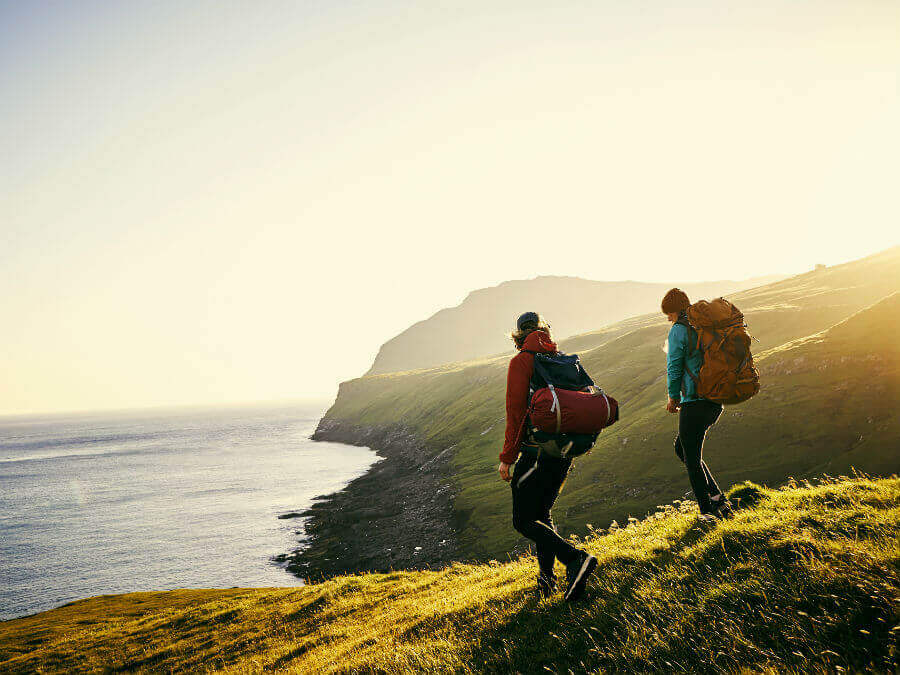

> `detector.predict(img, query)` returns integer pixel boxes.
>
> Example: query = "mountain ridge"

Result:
[366,273,787,375]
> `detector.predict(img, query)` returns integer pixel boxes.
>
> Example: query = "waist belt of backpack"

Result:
[531,356,562,433]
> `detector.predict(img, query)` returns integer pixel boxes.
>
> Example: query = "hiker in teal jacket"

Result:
[666,319,704,404]
[662,288,733,521]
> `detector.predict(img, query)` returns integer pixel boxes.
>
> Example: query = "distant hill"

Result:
[304,245,900,575]
[366,274,786,375]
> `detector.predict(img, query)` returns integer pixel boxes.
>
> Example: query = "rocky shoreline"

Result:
[274,418,462,581]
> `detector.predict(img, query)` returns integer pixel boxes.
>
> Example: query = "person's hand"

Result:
[498,462,512,482]
[666,397,680,414]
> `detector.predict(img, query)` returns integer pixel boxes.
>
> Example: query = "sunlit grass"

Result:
[2,476,898,673]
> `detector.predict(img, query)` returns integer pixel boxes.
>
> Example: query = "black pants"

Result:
[511,450,580,578]
[675,399,724,513]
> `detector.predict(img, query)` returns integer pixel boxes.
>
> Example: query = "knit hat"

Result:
[516,311,541,331]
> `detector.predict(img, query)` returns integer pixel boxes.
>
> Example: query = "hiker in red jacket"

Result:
[499,312,598,601]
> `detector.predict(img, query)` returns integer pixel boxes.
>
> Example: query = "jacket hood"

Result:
[519,330,557,354]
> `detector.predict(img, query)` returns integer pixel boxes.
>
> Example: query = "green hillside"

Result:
[2,477,897,673]
[321,247,900,561]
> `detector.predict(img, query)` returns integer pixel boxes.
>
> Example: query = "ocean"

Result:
[0,401,377,621]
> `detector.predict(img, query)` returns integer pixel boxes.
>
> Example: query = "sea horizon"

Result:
[0,396,337,423]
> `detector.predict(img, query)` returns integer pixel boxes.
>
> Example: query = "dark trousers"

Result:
[675,399,724,513]
[511,450,580,578]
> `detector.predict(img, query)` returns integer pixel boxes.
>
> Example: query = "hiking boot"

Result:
[709,493,734,518]
[564,551,598,602]
[536,573,557,598]
[696,513,718,526]
[713,500,735,519]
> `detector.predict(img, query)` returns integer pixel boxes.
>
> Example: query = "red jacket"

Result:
[500,330,558,464]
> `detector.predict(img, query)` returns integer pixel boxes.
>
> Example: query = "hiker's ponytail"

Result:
[510,321,552,349]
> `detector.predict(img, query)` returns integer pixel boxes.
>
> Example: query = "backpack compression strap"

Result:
[530,353,563,433]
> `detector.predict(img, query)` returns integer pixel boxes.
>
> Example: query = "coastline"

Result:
[277,419,462,581]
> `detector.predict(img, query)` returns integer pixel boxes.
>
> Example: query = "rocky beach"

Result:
[277,420,462,581]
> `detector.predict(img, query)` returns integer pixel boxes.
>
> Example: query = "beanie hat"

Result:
[516,311,541,331]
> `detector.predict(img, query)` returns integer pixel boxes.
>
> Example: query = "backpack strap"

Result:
[675,315,698,355]
[530,352,551,384]
[683,363,699,386]
[675,315,701,388]
[530,354,562,433]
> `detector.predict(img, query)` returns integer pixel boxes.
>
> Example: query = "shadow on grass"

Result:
[458,519,710,673]
[459,513,899,674]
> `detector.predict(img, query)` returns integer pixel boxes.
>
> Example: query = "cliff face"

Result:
[280,419,463,580]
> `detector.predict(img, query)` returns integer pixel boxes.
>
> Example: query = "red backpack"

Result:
[525,351,619,435]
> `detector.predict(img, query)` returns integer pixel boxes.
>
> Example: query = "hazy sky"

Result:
[3,0,898,415]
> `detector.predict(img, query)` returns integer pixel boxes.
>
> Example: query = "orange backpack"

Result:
[683,298,760,405]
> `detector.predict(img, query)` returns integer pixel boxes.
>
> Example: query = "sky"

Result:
[2,0,898,415]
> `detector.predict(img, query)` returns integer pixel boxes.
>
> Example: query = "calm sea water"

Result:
[0,402,377,621]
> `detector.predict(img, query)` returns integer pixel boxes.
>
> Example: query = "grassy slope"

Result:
[323,247,900,560]
[2,477,898,673]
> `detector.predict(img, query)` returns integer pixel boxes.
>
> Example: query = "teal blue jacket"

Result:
[666,321,703,403]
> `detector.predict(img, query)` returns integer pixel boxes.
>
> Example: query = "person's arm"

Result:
[666,323,687,403]
[500,353,532,465]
